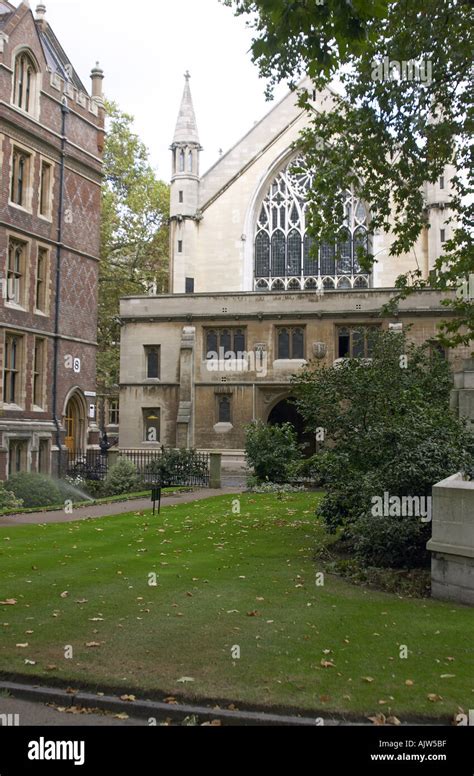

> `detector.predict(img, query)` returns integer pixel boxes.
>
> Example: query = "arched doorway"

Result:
[64,392,86,453]
[268,399,315,457]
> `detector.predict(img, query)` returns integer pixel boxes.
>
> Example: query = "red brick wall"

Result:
[0,4,103,476]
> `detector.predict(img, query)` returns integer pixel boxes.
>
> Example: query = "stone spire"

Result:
[173,72,200,146]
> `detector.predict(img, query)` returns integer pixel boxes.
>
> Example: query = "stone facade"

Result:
[0,1,104,478]
[119,289,470,462]
[119,76,470,463]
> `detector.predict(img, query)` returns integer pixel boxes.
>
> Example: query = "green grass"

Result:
[0,493,472,719]
[0,488,194,517]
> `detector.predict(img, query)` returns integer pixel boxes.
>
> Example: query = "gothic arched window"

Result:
[13,51,37,114]
[179,150,185,172]
[188,150,193,173]
[254,155,370,290]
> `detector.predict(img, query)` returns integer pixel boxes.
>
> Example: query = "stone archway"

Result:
[64,391,87,453]
[267,399,315,457]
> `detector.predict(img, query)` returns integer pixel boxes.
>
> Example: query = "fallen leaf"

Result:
[16,643,29,649]
[405,680,414,687]
[85,642,101,648]
[362,677,374,683]
[120,695,136,702]
[321,660,335,668]
[60,592,69,599]
[368,714,386,726]
[176,677,195,684]
[387,716,401,726]
[440,674,456,679]
[114,713,129,720]
[0,600,17,606]
[427,694,443,703]
[247,611,259,617]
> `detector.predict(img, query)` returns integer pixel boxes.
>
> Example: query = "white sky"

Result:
[35,0,288,181]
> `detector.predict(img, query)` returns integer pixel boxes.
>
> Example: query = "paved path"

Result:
[0,698,145,727]
[0,488,242,527]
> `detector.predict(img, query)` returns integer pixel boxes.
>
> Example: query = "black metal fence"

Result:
[65,449,210,488]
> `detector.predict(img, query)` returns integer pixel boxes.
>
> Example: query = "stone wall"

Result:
[428,474,474,606]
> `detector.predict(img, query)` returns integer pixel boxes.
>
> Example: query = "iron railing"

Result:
[66,448,210,487]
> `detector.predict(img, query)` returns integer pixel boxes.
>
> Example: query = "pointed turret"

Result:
[169,73,202,295]
[173,71,200,146]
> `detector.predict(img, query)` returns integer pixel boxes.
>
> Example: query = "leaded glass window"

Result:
[255,155,370,290]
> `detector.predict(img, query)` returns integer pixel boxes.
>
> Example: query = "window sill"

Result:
[8,201,32,215]
[4,302,27,312]
[2,404,24,412]
[32,406,46,413]
[34,309,50,318]
[38,214,53,224]
[213,423,233,434]
[273,359,307,370]
[143,379,161,385]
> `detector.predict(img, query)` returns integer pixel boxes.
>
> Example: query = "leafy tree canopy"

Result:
[223,0,474,345]
[99,101,170,389]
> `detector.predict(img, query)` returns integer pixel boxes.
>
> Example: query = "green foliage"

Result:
[352,513,432,569]
[104,458,141,496]
[245,420,302,484]
[0,483,24,512]
[83,480,107,499]
[143,449,209,486]
[295,330,473,567]
[7,474,62,509]
[224,0,474,346]
[99,101,170,389]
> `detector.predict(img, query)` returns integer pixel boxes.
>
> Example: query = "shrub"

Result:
[293,331,473,567]
[7,473,62,509]
[83,480,107,499]
[245,421,302,484]
[104,458,141,496]
[248,482,306,494]
[351,513,432,569]
[0,483,24,513]
[143,449,208,486]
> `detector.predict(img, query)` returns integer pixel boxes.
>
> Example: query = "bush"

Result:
[104,458,141,496]
[143,449,208,486]
[293,331,473,568]
[0,483,24,512]
[247,482,306,494]
[7,473,62,509]
[83,480,107,499]
[245,421,302,484]
[351,513,432,569]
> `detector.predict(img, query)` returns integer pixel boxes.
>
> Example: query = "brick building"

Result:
[0,1,104,479]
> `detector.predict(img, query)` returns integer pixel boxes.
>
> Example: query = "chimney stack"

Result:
[35,4,47,29]
[90,61,104,102]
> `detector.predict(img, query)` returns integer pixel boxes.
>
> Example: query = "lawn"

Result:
[0,493,472,720]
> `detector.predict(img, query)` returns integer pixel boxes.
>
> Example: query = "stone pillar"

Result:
[209,453,222,490]
[176,327,196,449]
[451,358,474,434]
[427,473,474,606]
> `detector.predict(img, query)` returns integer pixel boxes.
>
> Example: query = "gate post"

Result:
[209,453,222,490]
